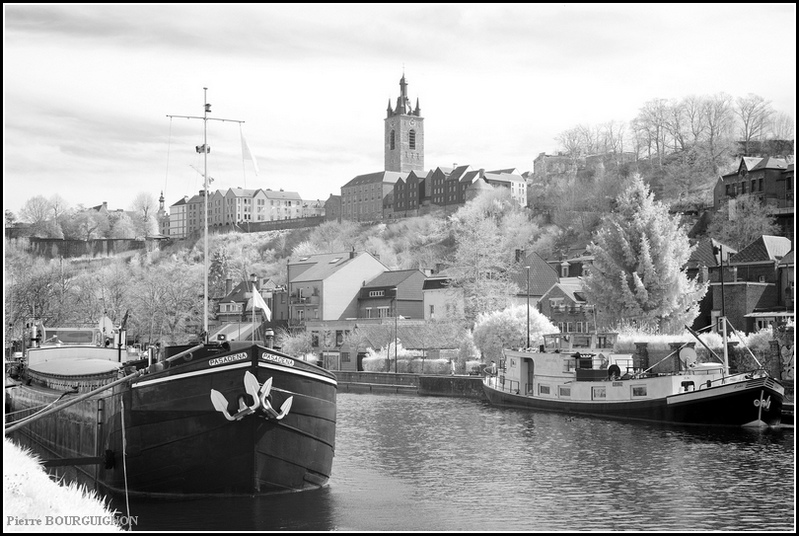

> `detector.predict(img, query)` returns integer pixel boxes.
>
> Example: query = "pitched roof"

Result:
[423,277,456,291]
[364,270,421,289]
[779,249,793,266]
[740,157,763,172]
[343,171,409,187]
[749,157,788,172]
[688,238,736,267]
[290,251,384,282]
[730,235,792,264]
[510,252,560,296]
[262,189,302,200]
[542,278,587,303]
[225,188,258,197]
[483,171,525,184]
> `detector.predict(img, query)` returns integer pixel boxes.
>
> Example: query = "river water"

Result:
[116,392,795,532]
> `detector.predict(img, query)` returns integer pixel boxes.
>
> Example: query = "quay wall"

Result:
[333,371,486,399]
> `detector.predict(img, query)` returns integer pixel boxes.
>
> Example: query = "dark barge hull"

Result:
[482,376,784,428]
[7,343,337,498]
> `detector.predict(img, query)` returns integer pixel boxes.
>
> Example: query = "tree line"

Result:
[6,192,161,240]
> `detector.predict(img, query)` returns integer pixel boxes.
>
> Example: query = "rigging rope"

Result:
[121,398,132,530]
[165,118,173,198]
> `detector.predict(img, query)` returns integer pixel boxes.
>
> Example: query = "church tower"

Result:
[384,74,424,173]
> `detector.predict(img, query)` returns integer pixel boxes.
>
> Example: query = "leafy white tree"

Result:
[472,304,558,362]
[583,174,707,333]
[109,212,138,239]
[447,189,520,322]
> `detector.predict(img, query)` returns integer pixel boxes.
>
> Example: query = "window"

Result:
[558,386,571,397]
[409,129,416,149]
[538,384,551,395]
[377,306,390,318]
[592,386,607,399]
[390,130,396,150]
[369,290,385,297]
[632,386,648,397]
[429,304,435,317]
[311,332,319,347]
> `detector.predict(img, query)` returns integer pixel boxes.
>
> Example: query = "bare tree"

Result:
[19,196,56,237]
[49,194,70,223]
[664,99,688,152]
[636,99,670,167]
[555,127,583,160]
[682,95,707,146]
[702,93,735,173]
[735,93,774,155]
[130,192,159,238]
[767,111,795,140]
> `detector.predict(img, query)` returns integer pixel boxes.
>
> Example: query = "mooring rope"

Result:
[120,398,132,530]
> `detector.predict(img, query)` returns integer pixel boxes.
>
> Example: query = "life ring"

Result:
[608,364,621,379]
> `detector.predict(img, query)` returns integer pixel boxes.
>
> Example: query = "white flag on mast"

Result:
[240,128,260,176]
[251,287,272,321]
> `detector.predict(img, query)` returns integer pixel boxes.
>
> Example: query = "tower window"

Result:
[409,129,416,150]
[390,130,396,150]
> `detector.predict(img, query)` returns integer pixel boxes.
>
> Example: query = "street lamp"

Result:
[392,287,399,374]
[526,265,531,349]
[712,244,726,325]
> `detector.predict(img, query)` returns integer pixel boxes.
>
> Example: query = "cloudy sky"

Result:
[4,4,796,217]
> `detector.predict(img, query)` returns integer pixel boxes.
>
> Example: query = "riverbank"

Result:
[3,437,123,533]
[334,371,486,398]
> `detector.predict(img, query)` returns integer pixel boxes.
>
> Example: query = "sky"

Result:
[3,3,796,218]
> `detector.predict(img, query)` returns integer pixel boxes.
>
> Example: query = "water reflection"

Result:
[119,393,795,531]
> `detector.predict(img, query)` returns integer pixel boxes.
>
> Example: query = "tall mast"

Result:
[202,87,209,341]
[167,88,245,343]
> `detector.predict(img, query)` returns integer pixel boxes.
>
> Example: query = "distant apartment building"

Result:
[392,170,428,218]
[324,194,342,222]
[263,189,303,220]
[168,187,304,238]
[169,196,189,238]
[341,171,408,222]
[482,169,527,208]
[301,199,325,218]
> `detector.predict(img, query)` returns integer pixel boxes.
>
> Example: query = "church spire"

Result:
[395,74,411,115]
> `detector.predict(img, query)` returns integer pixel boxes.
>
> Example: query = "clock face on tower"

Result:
[409,120,416,126]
